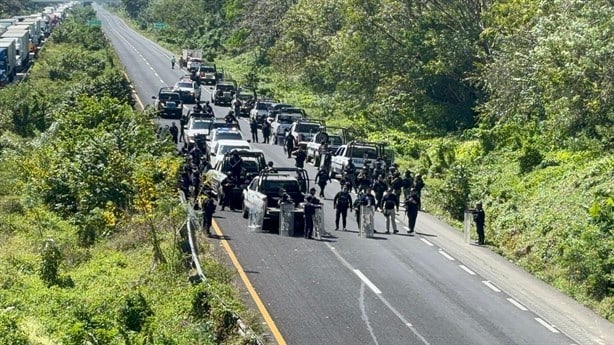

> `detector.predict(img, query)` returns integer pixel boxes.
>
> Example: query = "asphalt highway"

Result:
[95,4,614,345]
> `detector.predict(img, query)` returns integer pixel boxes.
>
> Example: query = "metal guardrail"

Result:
[179,191,266,345]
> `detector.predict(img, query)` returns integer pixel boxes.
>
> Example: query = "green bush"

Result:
[40,240,62,287]
[0,313,29,345]
[439,165,472,221]
[118,292,153,333]
[518,144,543,174]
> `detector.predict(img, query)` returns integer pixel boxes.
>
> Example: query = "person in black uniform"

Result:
[284,130,295,157]
[250,118,259,143]
[333,186,353,231]
[314,168,330,198]
[303,195,319,239]
[293,146,307,168]
[470,202,486,245]
[404,188,420,234]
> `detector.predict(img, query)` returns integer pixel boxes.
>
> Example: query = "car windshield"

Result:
[278,115,301,124]
[177,82,193,88]
[238,94,252,100]
[200,66,215,72]
[284,108,303,115]
[219,145,250,154]
[272,104,291,110]
[218,84,235,91]
[256,102,271,110]
[351,147,378,159]
[329,136,343,145]
[242,159,260,174]
[295,124,320,133]
[215,131,243,140]
[190,120,211,130]
[263,180,301,194]
[159,93,179,101]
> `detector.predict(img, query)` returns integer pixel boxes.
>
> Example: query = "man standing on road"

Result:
[171,55,176,69]
[250,118,259,143]
[381,189,399,234]
[404,188,420,234]
[303,195,317,239]
[470,202,486,245]
[333,186,352,231]
[284,130,295,157]
[169,122,179,144]
[314,168,330,198]
[262,121,271,144]
[293,146,307,168]
[372,174,387,211]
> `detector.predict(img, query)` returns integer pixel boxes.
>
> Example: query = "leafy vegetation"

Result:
[0,5,256,343]
[115,0,613,321]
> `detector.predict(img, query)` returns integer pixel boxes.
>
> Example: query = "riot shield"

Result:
[313,206,325,240]
[359,205,375,238]
[247,202,266,232]
[279,202,295,237]
[463,211,473,244]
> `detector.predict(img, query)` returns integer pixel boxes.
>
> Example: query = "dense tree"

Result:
[478,0,614,149]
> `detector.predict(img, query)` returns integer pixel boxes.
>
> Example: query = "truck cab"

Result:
[241,168,309,222]
[206,149,267,204]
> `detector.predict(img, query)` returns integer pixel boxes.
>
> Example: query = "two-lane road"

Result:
[95,5,613,345]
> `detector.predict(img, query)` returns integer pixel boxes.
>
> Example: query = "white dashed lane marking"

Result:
[420,238,434,246]
[506,298,528,311]
[482,280,501,293]
[438,249,455,261]
[534,317,560,333]
[459,265,476,275]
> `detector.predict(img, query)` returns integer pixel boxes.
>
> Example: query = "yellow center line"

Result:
[212,220,287,345]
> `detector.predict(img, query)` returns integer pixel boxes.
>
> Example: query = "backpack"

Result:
[337,193,350,208]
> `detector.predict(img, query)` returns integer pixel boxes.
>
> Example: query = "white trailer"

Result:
[0,39,17,84]
[0,30,29,72]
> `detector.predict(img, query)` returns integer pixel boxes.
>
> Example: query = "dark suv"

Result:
[211,81,237,106]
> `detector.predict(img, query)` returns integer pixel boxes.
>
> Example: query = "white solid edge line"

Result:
[354,269,382,295]
[420,238,434,246]
[506,298,528,311]
[482,280,501,293]
[458,264,476,275]
[438,249,455,261]
[534,317,560,333]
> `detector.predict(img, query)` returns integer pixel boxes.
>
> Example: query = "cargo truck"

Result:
[21,19,42,45]
[0,39,17,85]
[0,30,29,72]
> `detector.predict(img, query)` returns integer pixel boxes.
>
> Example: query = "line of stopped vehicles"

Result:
[153,59,396,231]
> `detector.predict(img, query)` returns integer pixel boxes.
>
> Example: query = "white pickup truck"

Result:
[241,168,309,222]
[306,126,348,166]
[329,141,393,179]
[271,112,303,144]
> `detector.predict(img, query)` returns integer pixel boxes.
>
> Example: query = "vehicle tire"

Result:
[329,170,336,179]
[314,155,321,167]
